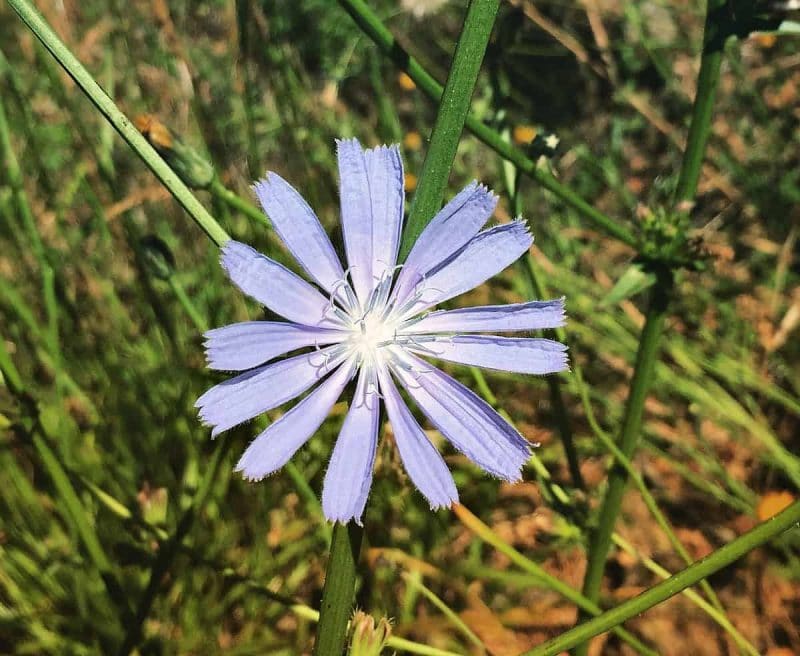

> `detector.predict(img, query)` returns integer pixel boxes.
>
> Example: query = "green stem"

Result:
[674,0,726,204]
[611,534,759,656]
[209,177,270,227]
[573,366,727,615]
[117,439,231,656]
[575,3,726,651]
[523,500,800,656]
[576,272,672,644]
[399,0,500,258]
[337,0,637,249]
[0,338,134,631]
[311,522,364,656]
[509,167,583,490]
[314,3,501,652]
[6,0,229,247]
[455,505,656,656]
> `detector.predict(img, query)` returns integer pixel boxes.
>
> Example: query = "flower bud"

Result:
[348,610,392,656]
[135,114,215,190]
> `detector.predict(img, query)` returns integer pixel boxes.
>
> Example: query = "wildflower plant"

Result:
[5,1,800,656]
[196,138,568,524]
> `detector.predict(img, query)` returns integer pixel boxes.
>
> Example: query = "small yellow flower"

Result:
[757,491,794,520]
[403,131,422,151]
[398,72,416,91]
[755,33,777,48]
[512,125,537,145]
[404,172,417,191]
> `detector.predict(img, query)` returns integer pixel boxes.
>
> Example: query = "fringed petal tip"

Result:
[335,137,402,152]
[428,495,459,512]
[510,217,534,244]
[324,514,366,527]
[234,457,274,483]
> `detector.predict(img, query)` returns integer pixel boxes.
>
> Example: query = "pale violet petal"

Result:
[337,138,374,302]
[322,368,380,524]
[407,335,568,375]
[399,221,533,317]
[254,173,345,293]
[402,299,565,334]
[365,144,404,282]
[204,322,347,371]
[196,345,347,437]
[221,241,336,326]
[393,182,496,305]
[390,350,530,481]
[235,360,356,480]
[377,364,458,509]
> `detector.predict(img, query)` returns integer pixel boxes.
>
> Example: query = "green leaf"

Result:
[600,263,657,307]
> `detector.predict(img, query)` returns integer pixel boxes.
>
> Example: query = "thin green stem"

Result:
[6,0,230,247]
[523,500,800,656]
[337,0,638,249]
[506,163,583,490]
[674,0,726,204]
[399,0,500,258]
[573,365,727,614]
[611,534,759,656]
[209,178,269,227]
[312,522,364,656]
[117,439,231,656]
[454,505,656,656]
[0,338,134,631]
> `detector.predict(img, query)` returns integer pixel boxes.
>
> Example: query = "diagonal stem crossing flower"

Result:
[196,137,568,523]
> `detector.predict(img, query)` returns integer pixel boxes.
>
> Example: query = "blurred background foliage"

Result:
[0,0,798,654]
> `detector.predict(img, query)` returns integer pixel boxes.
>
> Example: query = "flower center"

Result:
[348,308,396,366]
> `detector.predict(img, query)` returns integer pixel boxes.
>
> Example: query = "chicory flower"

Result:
[197,138,567,524]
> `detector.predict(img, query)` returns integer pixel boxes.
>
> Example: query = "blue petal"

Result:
[337,138,375,303]
[204,322,347,371]
[398,221,533,317]
[393,182,496,305]
[196,346,347,437]
[377,364,458,509]
[337,139,405,303]
[235,361,356,480]
[322,368,380,524]
[254,173,345,293]
[365,144,404,283]
[402,299,565,334]
[221,241,336,327]
[408,335,568,375]
[390,350,530,481]
[403,221,533,316]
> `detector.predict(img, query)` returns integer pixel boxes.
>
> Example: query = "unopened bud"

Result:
[140,235,175,281]
[135,114,215,190]
[348,610,392,656]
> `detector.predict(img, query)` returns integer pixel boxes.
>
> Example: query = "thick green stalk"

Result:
[575,4,726,653]
[6,0,230,247]
[312,522,364,656]
[523,500,800,656]
[578,273,671,606]
[399,0,500,258]
[337,0,637,249]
